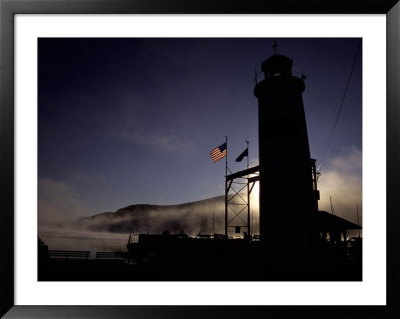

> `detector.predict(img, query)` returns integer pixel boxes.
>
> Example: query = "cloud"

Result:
[38,178,91,228]
[39,228,129,252]
[250,158,259,167]
[38,178,127,252]
[330,146,362,174]
[76,199,227,236]
[317,146,362,226]
[98,99,195,152]
[39,197,229,251]
[116,126,194,152]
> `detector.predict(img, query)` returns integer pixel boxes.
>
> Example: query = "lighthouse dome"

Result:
[261,54,293,78]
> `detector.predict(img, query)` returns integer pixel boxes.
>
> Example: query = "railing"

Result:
[254,67,305,85]
[291,67,305,79]
[48,250,90,259]
[95,252,126,260]
[47,250,130,260]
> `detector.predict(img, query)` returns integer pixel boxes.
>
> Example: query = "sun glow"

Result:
[249,181,260,206]
[249,181,260,235]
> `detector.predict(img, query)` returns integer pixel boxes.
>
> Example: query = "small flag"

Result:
[210,142,227,163]
[235,148,248,162]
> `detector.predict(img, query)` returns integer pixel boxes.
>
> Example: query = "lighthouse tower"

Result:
[254,51,317,257]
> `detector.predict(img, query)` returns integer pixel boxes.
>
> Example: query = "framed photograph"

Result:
[1,0,399,318]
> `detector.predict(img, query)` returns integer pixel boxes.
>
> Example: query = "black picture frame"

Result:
[1,0,399,318]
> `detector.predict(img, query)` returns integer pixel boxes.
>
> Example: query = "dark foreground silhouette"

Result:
[38,235,361,281]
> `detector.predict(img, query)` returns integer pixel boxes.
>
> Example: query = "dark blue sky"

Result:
[38,38,362,217]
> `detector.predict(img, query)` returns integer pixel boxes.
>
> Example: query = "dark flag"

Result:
[235,148,248,162]
[210,142,227,163]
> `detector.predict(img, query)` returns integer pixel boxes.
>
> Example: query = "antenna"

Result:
[272,40,277,55]
[330,196,336,215]
[213,211,215,235]
[356,204,360,237]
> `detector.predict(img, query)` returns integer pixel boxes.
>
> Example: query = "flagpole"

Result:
[225,136,229,175]
[225,136,228,237]
[246,140,249,170]
[246,140,250,238]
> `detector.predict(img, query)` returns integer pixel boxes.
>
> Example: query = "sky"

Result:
[38,38,362,228]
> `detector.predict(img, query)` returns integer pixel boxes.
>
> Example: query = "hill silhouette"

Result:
[74,195,251,236]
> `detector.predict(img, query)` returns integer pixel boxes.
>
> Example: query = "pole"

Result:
[225,136,228,237]
[356,204,360,238]
[213,211,215,235]
[246,140,250,237]
[251,210,253,236]
[225,136,228,176]
[330,196,335,215]
[246,140,249,170]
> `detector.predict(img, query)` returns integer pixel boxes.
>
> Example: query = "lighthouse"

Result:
[254,50,317,257]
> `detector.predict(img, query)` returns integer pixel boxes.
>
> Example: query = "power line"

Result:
[320,40,362,169]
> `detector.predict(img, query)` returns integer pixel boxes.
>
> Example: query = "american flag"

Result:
[210,142,227,163]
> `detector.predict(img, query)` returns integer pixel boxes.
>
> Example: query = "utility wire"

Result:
[320,40,362,169]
